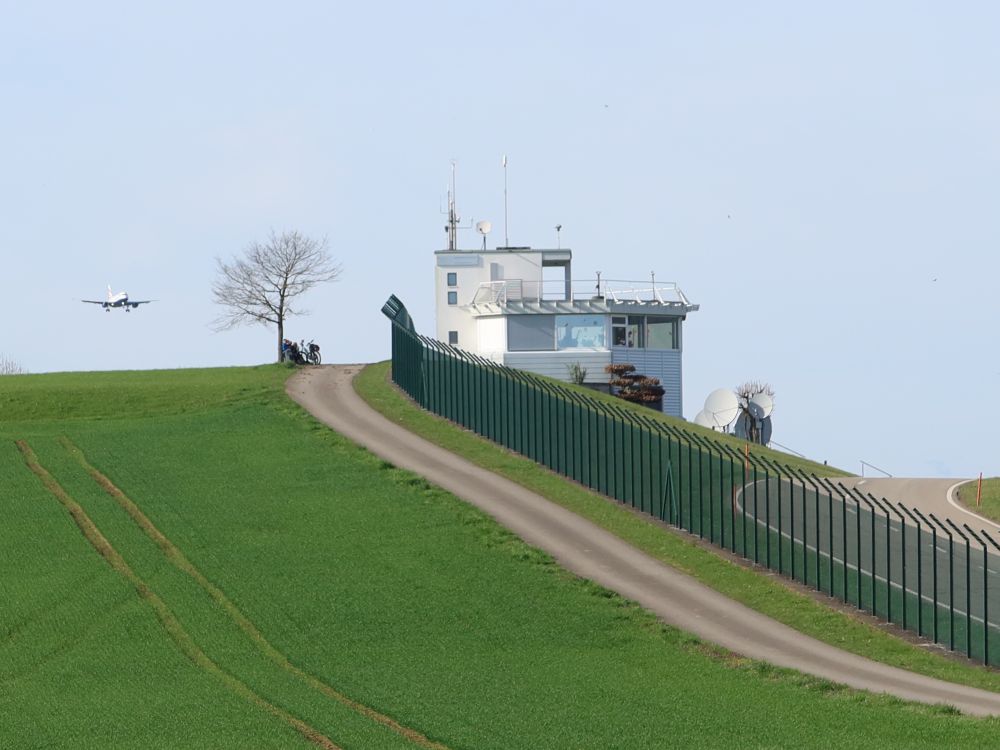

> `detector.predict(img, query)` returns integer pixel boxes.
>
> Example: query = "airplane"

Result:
[82,285,155,312]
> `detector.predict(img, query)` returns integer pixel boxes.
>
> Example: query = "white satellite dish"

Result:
[704,388,739,429]
[693,409,714,428]
[748,392,774,420]
[476,220,492,235]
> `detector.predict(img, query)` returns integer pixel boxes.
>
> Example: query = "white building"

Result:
[434,245,698,417]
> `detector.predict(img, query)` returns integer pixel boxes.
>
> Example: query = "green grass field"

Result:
[355,361,1000,693]
[957,478,1000,523]
[4,365,1000,748]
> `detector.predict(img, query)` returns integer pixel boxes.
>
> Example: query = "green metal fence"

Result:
[382,295,1000,666]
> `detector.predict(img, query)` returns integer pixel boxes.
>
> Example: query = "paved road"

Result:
[286,365,1000,716]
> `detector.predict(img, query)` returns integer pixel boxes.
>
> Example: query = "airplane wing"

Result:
[82,300,107,305]
[128,300,154,306]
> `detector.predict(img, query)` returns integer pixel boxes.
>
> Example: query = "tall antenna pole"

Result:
[447,160,459,251]
[502,154,509,247]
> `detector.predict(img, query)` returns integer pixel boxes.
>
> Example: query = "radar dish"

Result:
[476,220,492,235]
[748,392,773,420]
[704,388,739,429]
[693,409,714,428]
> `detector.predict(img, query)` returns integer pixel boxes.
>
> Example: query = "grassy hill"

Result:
[3,365,1000,748]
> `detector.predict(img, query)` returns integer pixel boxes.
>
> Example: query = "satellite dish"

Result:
[476,220,492,235]
[760,415,773,446]
[748,392,773,420]
[734,413,751,439]
[704,388,739,429]
[693,409,714,428]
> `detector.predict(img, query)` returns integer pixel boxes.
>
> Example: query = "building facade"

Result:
[434,246,698,418]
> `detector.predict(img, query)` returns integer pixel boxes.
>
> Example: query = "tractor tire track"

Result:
[57,436,449,750]
[16,440,341,750]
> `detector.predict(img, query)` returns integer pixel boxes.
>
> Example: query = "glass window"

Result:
[448,330,458,345]
[612,316,627,347]
[626,316,644,348]
[555,315,606,349]
[646,316,678,350]
[447,272,457,286]
[508,315,555,351]
[447,291,458,305]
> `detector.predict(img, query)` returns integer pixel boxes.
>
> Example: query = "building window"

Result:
[555,315,606,349]
[646,316,678,350]
[447,291,458,305]
[448,331,458,346]
[611,316,627,347]
[508,315,555,351]
[626,316,644,348]
[447,272,457,286]
[611,315,678,350]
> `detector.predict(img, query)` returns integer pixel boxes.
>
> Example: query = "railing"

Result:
[384,295,1000,666]
[469,278,693,307]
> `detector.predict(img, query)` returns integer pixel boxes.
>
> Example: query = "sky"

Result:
[2,2,997,478]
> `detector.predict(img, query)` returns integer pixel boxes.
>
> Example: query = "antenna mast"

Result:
[502,154,509,247]
[446,160,459,251]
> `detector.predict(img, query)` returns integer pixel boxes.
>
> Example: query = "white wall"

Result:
[476,316,506,359]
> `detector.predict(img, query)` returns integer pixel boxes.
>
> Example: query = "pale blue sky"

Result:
[2,2,997,477]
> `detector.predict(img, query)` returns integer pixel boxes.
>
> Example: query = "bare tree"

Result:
[735,380,775,444]
[212,230,342,362]
[0,354,26,375]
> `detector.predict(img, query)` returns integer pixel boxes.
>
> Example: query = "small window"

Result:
[448,331,458,345]
[447,272,457,286]
[612,317,627,347]
[447,291,458,305]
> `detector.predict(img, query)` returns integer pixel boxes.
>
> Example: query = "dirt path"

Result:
[286,365,1000,717]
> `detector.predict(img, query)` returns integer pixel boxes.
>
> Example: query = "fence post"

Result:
[855,492,877,616]
[946,518,973,659]
[911,508,938,645]
[964,525,990,665]
[981,530,1000,666]
[929,514,955,651]
[889,502,908,630]
[869,495,894,623]
[898,504,924,638]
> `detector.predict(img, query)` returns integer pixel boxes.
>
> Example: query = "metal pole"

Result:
[899,504,923,638]
[981,530,1000,665]
[930,514,955,651]
[947,519,973,659]
[964,525,989,665]
[858,493,878,617]
[870,495,893,623]
[912,508,938,645]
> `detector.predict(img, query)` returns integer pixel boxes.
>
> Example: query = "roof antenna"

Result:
[444,160,460,251]
[502,154,509,247]
[555,224,562,249]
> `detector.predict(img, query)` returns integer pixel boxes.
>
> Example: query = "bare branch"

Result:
[0,354,27,375]
[211,230,342,361]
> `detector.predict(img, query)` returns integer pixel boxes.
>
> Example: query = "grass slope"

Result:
[355,360,1000,694]
[957,478,1000,523]
[1,365,999,749]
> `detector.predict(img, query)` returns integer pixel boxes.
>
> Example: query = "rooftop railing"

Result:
[471,278,693,307]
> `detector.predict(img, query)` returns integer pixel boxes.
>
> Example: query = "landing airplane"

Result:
[82,285,154,312]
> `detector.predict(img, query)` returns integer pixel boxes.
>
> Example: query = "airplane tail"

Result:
[107,284,113,302]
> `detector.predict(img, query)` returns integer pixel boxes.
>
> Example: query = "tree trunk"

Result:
[277,317,284,362]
